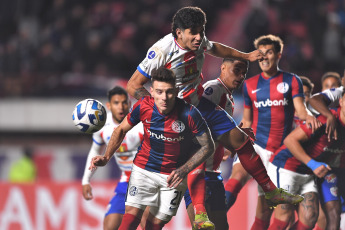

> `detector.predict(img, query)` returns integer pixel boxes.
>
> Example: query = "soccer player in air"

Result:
[184,57,250,229]
[224,34,320,230]
[126,7,304,229]
[81,86,145,230]
[267,87,345,230]
[90,67,215,230]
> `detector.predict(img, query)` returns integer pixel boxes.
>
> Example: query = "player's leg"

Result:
[267,203,293,230]
[118,205,144,230]
[323,200,341,230]
[103,182,127,230]
[204,172,229,230]
[224,157,251,210]
[183,189,195,226]
[290,192,319,230]
[314,203,326,230]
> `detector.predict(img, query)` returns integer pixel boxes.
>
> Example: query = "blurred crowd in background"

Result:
[0,0,344,98]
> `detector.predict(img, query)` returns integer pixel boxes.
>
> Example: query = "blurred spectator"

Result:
[9,148,37,183]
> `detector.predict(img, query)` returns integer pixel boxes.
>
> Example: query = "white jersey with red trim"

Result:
[203,78,234,116]
[93,113,144,182]
[308,86,344,115]
[202,78,234,172]
[137,33,213,106]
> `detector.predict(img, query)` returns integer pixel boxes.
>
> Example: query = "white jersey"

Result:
[203,78,234,116]
[82,112,144,184]
[202,78,234,172]
[138,33,213,106]
[308,86,343,114]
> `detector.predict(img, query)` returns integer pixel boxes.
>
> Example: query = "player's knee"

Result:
[153,212,172,223]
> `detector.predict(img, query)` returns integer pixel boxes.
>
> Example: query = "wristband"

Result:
[306,159,328,171]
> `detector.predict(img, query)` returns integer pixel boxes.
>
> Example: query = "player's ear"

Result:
[277,52,282,59]
[106,102,111,110]
[176,28,182,38]
[150,87,153,95]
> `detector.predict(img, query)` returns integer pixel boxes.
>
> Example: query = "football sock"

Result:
[187,163,207,214]
[144,220,165,230]
[118,213,141,230]
[224,178,243,209]
[236,138,276,193]
[268,218,289,230]
[313,224,324,230]
[251,217,270,230]
[290,220,313,230]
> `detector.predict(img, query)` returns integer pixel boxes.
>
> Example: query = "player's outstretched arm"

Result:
[167,130,215,188]
[207,42,263,62]
[309,94,337,141]
[127,70,151,100]
[284,126,330,178]
[89,117,133,170]
[293,96,322,133]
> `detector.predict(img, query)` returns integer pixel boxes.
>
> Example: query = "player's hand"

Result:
[222,149,233,161]
[247,50,264,62]
[325,114,338,141]
[313,164,331,178]
[82,184,93,200]
[305,114,322,134]
[89,156,108,170]
[238,122,256,141]
[167,169,187,188]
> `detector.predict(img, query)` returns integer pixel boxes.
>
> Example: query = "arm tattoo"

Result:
[134,87,150,100]
[176,131,215,176]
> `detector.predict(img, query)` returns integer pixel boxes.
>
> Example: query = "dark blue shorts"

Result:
[183,171,226,211]
[318,169,345,213]
[197,97,237,140]
[104,182,128,216]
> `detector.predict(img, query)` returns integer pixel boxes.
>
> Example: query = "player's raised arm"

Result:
[89,117,133,170]
[284,126,331,178]
[309,93,338,141]
[167,129,215,188]
[293,96,321,133]
[127,70,151,100]
[207,42,263,62]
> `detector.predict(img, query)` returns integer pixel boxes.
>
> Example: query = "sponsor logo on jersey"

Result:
[146,128,184,142]
[172,120,185,133]
[204,87,213,95]
[129,186,138,196]
[253,98,288,108]
[251,88,261,94]
[148,50,156,59]
[325,173,337,183]
[145,119,156,124]
[323,147,345,154]
[277,82,289,94]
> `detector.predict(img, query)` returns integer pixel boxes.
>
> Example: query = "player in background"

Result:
[224,34,320,230]
[184,58,250,229]
[267,88,345,230]
[320,72,342,91]
[90,67,215,230]
[308,71,345,141]
[81,86,144,230]
[126,7,305,229]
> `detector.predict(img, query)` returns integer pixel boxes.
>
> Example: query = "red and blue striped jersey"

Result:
[270,108,345,174]
[127,96,208,175]
[243,71,304,152]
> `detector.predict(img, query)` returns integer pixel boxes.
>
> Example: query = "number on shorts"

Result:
[170,191,183,206]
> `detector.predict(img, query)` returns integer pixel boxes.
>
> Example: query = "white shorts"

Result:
[267,162,318,195]
[233,144,273,196]
[125,164,187,217]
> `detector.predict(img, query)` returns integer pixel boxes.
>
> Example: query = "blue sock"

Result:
[225,190,237,210]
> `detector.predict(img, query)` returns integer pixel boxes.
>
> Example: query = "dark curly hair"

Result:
[171,6,206,38]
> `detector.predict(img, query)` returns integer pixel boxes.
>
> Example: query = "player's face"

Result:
[175,26,205,51]
[107,94,129,124]
[303,85,311,104]
[322,77,341,91]
[150,81,177,115]
[221,60,248,90]
[257,44,281,76]
[340,94,345,121]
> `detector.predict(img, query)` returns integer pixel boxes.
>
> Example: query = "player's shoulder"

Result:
[149,34,175,55]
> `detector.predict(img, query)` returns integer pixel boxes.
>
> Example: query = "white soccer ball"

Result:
[72,99,107,134]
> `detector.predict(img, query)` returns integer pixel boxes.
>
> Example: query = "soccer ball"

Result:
[72,99,107,134]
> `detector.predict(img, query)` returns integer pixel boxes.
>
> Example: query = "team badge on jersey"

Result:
[277,82,289,94]
[129,186,138,196]
[204,87,213,95]
[148,50,156,59]
[172,120,185,133]
[330,186,338,197]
